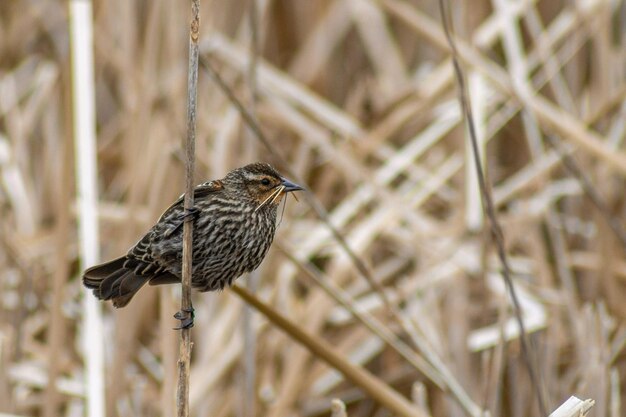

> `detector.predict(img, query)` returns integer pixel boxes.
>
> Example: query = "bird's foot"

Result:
[173,306,195,330]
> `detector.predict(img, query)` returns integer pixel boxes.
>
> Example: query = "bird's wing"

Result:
[124,235,166,276]
[156,179,224,222]
[124,179,225,272]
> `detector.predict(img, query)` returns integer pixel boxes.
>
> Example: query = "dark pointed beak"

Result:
[280,177,304,193]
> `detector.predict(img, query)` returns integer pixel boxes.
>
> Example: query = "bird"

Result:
[82,162,303,327]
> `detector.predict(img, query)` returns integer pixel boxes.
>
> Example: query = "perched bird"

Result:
[83,162,303,325]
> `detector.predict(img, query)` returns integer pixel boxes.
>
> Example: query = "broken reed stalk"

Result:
[177,1,199,416]
[438,0,547,415]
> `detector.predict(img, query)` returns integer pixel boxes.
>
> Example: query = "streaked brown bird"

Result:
[83,163,302,326]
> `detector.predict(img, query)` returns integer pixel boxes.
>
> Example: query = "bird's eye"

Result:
[260,178,271,186]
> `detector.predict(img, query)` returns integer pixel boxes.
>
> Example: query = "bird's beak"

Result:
[280,177,304,193]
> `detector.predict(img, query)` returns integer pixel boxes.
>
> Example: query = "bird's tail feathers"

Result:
[83,257,127,285]
[82,257,149,308]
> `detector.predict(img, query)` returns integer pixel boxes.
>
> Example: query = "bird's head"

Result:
[224,163,303,210]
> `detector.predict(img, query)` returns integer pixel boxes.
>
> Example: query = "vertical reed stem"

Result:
[177,1,199,416]
[69,1,105,416]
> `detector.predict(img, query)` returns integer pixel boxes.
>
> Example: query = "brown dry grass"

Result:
[1,0,625,416]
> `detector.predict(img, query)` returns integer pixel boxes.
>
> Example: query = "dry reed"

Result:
[1,1,624,416]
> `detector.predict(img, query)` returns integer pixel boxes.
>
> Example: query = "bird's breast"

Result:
[191,201,277,277]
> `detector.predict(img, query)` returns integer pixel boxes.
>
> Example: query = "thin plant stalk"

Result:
[69,1,105,416]
[177,1,200,416]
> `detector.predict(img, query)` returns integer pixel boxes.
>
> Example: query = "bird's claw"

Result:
[173,307,195,330]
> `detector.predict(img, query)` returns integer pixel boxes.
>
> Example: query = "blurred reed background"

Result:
[1,0,625,416]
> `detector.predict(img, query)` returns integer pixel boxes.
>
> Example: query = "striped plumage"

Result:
[83,163,302,308]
